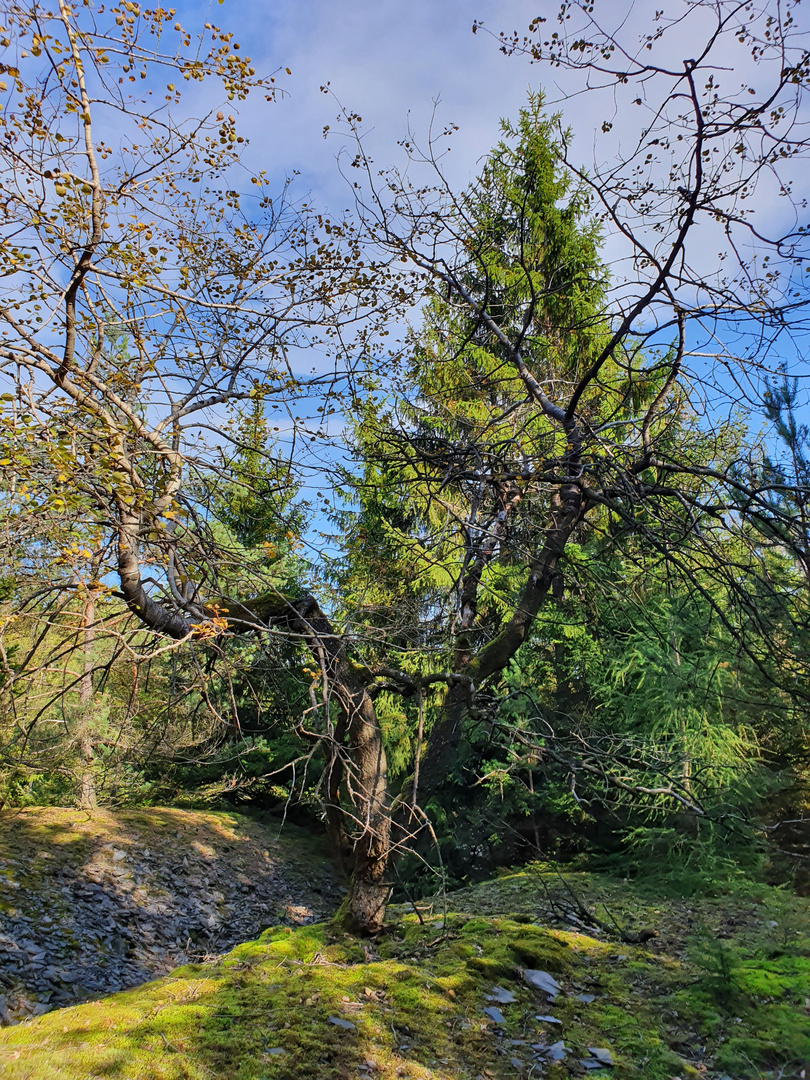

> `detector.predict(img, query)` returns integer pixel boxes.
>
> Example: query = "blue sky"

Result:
[171,0,807,474]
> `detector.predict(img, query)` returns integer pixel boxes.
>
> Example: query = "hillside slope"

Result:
[0,864,807,1079]
[0,807,341,1023]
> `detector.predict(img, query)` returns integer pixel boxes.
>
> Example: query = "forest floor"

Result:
[0,825,807,1080]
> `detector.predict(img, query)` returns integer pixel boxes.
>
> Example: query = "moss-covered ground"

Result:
[0,864,807,1079]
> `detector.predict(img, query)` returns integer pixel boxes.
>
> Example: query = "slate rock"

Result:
[522,969,562,998]
[0,813,341,1025]
[534,1040,566,1062]
[328,1016,356,1030]
[546,1040,567,1061]
[482,1006,507,1024]
[56,971,82,984]
[486,986,517,1004]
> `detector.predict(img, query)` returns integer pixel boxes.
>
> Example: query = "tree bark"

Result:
[117,514,194,639]
[287,597,391,934]
[341,682,391,934]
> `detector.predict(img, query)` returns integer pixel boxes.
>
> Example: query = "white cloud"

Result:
[190,0,542,207]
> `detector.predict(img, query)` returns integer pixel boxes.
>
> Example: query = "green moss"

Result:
[464,955,516,979]
[0,863,807,1079]
[508,931,570,972]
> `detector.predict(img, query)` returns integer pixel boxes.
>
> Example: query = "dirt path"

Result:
[0,807,342,1023]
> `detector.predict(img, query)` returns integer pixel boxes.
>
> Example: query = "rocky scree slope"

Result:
[0,807,341,1023]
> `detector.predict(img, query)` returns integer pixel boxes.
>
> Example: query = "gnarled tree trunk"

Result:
[285,597,391,934]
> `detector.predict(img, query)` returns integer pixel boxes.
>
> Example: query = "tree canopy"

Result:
[0,0,809,934]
